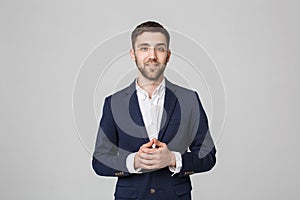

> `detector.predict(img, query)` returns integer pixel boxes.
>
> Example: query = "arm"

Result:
[92,97,131,177]
[178,92,217,177]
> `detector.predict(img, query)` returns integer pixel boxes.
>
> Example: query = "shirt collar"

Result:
[135,78,165,100]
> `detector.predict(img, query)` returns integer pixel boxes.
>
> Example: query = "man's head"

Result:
[131,21,170,49]
[130,21,171,82]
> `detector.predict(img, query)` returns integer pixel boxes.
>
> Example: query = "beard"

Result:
[135,59,168,81]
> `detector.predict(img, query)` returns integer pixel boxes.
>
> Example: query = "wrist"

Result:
[169,153,176,167]
[134,153,139,169]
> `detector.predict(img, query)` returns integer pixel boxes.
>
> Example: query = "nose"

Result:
[148,47,157,60]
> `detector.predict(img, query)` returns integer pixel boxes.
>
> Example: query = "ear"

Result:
[130,49,136,62]
[166,49,171,63]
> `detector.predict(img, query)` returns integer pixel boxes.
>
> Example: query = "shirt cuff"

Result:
[126,153,142,174]
[169,151,182,176]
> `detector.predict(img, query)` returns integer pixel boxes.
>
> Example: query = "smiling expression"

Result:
[130,32,171,82]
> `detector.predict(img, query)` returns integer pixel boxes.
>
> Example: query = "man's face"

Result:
[130,32,171,82]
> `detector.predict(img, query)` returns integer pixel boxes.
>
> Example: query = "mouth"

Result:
[145,63,159,67]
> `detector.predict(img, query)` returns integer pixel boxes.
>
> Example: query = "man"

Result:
[92,21,216,200]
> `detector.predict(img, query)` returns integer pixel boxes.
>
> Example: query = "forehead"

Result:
[135,32,167,47]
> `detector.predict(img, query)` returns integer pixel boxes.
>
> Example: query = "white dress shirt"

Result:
[126,78,182,174]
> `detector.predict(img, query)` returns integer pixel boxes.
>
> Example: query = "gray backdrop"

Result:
[1,0,299,199]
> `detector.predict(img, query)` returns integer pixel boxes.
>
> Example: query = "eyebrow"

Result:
[137,43,167,47]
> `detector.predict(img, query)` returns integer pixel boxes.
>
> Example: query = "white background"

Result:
[0,0,299,199]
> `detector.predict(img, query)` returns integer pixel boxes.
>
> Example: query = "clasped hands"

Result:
[134,138,176,170]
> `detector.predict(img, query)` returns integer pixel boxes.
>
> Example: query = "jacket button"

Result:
[150,189,155,194]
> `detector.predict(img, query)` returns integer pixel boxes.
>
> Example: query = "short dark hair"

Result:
[131,21,170,49]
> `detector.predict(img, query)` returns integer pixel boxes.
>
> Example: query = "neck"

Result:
[137,76,164,99]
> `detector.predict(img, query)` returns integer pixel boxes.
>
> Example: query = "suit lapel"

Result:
[126,81,149,142]
[129,93,143,126]
[158,80,178,141]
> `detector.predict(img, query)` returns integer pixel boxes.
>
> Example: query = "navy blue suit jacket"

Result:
[92,79,216,200]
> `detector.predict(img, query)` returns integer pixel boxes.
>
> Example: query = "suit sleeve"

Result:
[178,92,217,177]
[92,96,131,177]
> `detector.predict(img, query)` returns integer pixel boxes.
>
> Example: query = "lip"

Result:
[145,63,159,67]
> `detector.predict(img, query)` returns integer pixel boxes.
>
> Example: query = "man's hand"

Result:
[134,139,176,170]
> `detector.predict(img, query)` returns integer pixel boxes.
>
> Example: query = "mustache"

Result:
[145,61,160,65]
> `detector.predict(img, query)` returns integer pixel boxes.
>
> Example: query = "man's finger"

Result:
[139,152,155,160]
[153,138,166,147]
[140,147,158,154]
[140,139,154,149]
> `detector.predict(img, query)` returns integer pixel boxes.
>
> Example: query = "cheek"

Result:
[138,55,148,63]
[159,55,168,62]
[135,53,145,61]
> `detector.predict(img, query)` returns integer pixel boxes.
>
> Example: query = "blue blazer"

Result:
[92,79,216,200]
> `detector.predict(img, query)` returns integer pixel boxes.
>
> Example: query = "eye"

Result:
[140,47,149,51]
[156,47,166,52]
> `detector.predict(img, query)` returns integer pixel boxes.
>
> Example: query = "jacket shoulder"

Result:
[105,83,134,101]
[166,81,197,97]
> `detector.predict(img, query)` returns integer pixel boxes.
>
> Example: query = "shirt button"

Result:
[150,188,155,194]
